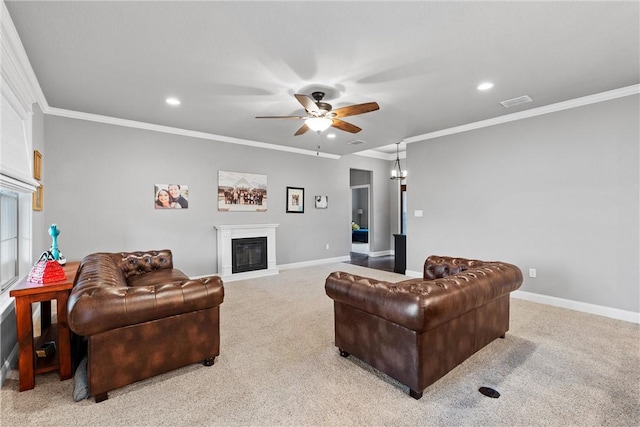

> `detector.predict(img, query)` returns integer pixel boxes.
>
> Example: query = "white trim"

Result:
[512,290,639,324]
[203,268,280,283]
[0,173,38,194]
[1,1,46,111]
[278,255,351,271]
[405,269,422,278]
[355,149,406,161]
[404,84,640,144]
[46,107,342,160]
[354,150,395,160]
[368,250,393,258]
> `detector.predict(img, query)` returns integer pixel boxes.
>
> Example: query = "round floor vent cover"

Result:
[479,387,500,398]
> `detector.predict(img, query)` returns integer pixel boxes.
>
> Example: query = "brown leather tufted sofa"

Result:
[325,255,522,399]
[68,249,224,402]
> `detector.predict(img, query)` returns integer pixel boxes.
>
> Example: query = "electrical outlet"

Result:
[529,268,536,278]
[325,243,330,250]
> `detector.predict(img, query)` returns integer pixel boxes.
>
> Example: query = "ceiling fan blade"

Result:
[255,115,306,119]
[332,102,379,118]
[294,94,320,114]
[331,119,361,133]
[294,123,310,136]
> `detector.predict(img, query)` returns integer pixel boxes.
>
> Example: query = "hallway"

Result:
[343,252,395,273]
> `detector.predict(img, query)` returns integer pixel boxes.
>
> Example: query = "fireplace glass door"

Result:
[231,237,268,273]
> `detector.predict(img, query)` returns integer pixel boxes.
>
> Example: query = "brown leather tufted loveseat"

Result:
[68,250,224,402]
[325,255,522,399]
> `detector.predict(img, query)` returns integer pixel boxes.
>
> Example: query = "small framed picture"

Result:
[286,187,304,213]
[33,150,42,180]
[32,184,43,211]
[154,184,189,209]
[315,195,328,209]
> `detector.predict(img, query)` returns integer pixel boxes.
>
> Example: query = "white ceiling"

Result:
[5,1,639,157]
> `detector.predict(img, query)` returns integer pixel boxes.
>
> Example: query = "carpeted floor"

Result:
[1,262,638,426]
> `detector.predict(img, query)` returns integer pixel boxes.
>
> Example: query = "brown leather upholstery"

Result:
[68,250,224,401]
[325,255,522,399]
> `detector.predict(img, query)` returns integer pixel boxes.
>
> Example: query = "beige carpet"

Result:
[1,262,639,426]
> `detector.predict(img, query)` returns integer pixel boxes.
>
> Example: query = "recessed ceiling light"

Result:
[477,82,494,91]
[165,97,181,106]
[326,133,336,139]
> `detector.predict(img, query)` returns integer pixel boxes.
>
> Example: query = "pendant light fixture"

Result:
[390,142,407,180]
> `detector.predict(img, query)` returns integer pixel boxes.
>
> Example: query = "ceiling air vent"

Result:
[348,140,365,145]
[499,95,532,108]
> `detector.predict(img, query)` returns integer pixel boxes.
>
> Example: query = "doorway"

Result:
[351,185,370,254]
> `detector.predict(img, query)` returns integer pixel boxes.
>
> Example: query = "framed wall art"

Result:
[286,187,304,213]
[218,171,267,212]
[32,184,43,211]
[33,150,42,180]
[154,184,189,209]
[315,195,328,209]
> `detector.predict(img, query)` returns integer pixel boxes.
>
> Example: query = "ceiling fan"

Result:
[256,91,379,136]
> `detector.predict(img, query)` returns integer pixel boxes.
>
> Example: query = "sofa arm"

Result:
[423,255,483,279]
[325,272,426,331]
[69,272,224,336]
[111,250,175,281]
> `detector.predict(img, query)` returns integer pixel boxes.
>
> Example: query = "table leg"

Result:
[41,300,51,331]
[56,291,72,380]
[14,297,35,391]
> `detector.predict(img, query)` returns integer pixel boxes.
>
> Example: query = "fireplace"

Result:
[214,224,279,281]
[232,237,267,273]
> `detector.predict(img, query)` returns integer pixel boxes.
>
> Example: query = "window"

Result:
[0,190,19,294]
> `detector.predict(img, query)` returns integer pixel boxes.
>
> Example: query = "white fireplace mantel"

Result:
[214,224,279,281]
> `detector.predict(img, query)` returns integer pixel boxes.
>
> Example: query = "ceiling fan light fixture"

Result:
[305,117,333,133]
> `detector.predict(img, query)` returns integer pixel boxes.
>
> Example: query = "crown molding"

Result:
[355,149,407,161]
[47,107,342,159]
[1,1,47,112]
[404,84,640,144]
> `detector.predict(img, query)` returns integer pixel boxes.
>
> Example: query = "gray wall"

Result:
[31,103,46,260]
[0,113,393,381]
[406,95,639,313]
[40,116,393,276]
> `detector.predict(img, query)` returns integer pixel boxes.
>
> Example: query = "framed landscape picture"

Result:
[218,171,267,212]
[286,187,304,213]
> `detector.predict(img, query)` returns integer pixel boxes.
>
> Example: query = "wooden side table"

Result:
[10,261,80,391]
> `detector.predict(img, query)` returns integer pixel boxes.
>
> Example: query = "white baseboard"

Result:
[512,290,639,324]
[390,269,639,324]
[368,250,393,258]
[405,269,421,278]
[279,256,351,271]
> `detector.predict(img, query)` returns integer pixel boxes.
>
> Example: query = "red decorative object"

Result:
[27,252,67,284]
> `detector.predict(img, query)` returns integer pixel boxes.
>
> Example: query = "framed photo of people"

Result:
[286,187,304,213]
[154,184,189,209]
[218,171,267,212]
